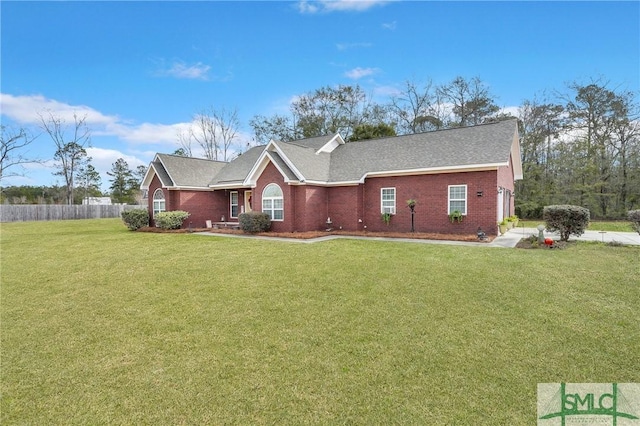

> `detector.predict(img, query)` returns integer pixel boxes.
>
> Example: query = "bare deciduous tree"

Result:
[176,128,194,157]
[180,107,240,161]
[438,76,499,127]
[39,112,91,204]
[389,79,446,134]
[0,125,41,182]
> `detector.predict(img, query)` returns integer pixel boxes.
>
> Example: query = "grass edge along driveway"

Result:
[1,219,638,424]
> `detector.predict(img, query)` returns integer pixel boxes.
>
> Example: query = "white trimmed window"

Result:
[230,191,239,218]
[262,183,283,221]
[448,184,467,215]
[381,187,396,214]
[153,188,166,216]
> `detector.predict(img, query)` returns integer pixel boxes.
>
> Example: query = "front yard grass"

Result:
[1,219,638,424]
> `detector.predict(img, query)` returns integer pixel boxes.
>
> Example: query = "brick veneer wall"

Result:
[358,171,500,235]
[327,185,362,231]
[254,162,292,233]
[147,175,164,227]
[252,162,505,235]
[294,185,328,231]
[147,174,226,228]
[149,162,513,235]
[177,190,226,228]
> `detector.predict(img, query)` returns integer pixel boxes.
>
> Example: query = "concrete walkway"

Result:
[195,226,640,248]
[494,226,640,247]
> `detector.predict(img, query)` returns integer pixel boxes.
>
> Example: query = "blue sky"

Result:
[1,0,638,190]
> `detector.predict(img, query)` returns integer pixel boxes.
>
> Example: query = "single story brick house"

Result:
[141,119,522,235]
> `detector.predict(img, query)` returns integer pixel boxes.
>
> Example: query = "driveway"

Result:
[495,227,640,247]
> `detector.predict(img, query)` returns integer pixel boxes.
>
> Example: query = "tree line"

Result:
[244,76,639,218]
[2,75,638,217]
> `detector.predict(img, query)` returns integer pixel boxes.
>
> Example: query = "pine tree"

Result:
[107,158,135,204]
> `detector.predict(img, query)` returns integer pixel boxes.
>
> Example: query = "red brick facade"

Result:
[358,171,502,235]
[149,157,516,236]
[147,174,226,228]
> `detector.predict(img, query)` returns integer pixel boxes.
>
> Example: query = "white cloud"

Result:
[161,61,211,80]
[87,147,146,169]
[0,93,115,126]
[0,94,177,189]
[345,67,379,80]
[298,0,388,14]
[0,93,190,148]
[107,121,191,145]
[297,1,320,13]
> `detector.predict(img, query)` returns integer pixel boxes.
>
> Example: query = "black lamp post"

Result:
[407,199,416,232]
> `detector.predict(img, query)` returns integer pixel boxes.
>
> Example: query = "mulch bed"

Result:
[137,226,493,242]
[515,238,573,249]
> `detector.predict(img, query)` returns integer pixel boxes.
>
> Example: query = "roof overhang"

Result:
[141,157,212,191]
[140,156,170,189]
[209,182,252,190]
[272,163,505,187]
[163,186,213,191]
[243,141,303,186]
[358,163,505,183]
[140,166,155,190]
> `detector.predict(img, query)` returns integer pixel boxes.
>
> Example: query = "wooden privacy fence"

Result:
[0,205,147,223]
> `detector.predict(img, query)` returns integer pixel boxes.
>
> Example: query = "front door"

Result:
[244,191,253,213]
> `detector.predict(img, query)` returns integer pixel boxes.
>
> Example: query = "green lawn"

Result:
[1,219,638,424]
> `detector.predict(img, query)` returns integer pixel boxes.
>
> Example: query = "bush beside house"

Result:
[154,211,190,230]
[239,212,271,233]
[121,209,149,230]
[543,205,590,241]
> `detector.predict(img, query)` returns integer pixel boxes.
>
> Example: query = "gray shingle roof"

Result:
[282,134,338,150]
[157,154,227,187]
[209,146,264,186]
[148,120,519,189]
[151,160,173,187]
[329,119,518,182]
[274,141,331,182]
[267,151,298,181]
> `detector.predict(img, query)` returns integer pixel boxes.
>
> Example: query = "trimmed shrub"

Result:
[543,205,590,242]
[121,208,149,231]
[154,210,190,230]
[239,211,271,233]
[629,210,640,235]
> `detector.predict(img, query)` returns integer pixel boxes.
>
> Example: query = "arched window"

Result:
[262,183,283,221]
[153,188,166,216]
